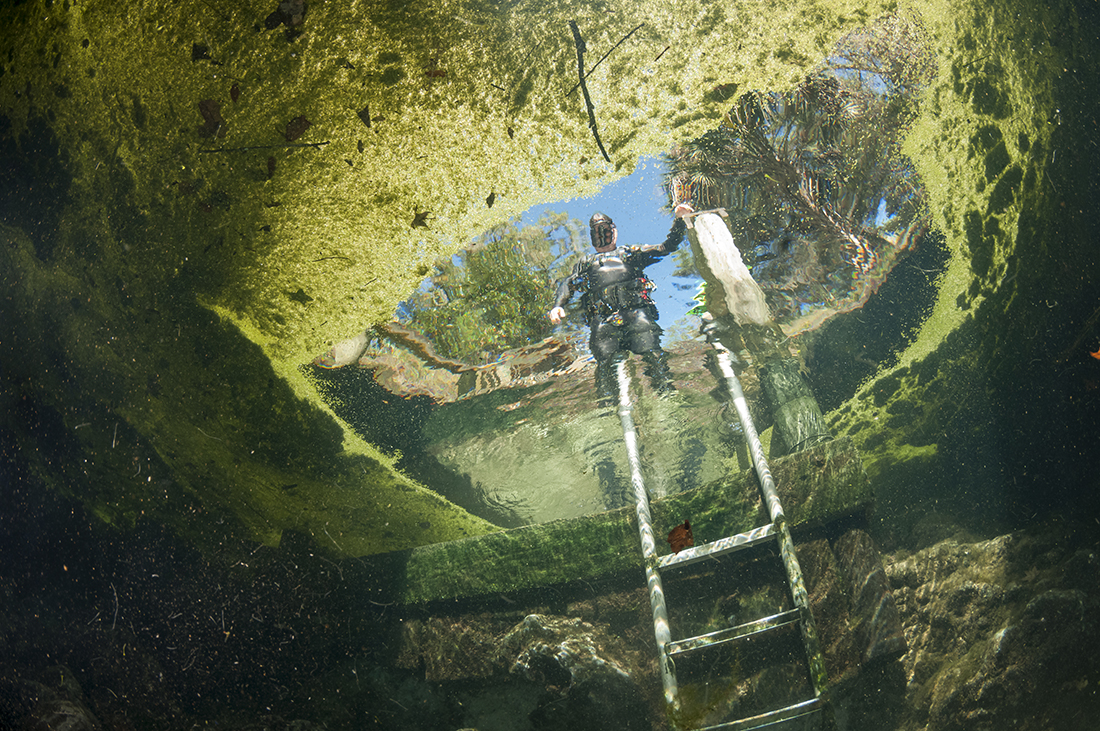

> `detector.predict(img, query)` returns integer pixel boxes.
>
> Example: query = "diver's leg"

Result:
[625,308,674,394]
[593,360,619,407]
[590,321,625,407]
[641,347,674,394]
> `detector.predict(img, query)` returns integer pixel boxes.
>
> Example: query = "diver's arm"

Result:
[548,266,581,323]
[659,216,687,253]
[631,217,688,264]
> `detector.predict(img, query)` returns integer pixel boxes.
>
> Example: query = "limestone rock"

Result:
[886,523,1100,730]
[16,667,101,731]
[500,614,651,731]
[396,616,501,682]
[500,614,637,687]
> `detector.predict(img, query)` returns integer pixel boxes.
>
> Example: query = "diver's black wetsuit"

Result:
[553,218,686,402]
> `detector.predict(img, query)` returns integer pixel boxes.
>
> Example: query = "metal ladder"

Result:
[614,338,830,730]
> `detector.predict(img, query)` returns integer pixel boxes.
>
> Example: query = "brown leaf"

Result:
[285,115,311,142]
[198,99,223,138]
[666,520,693,553]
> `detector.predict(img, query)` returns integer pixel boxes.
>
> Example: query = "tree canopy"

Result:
[401,211,587,362]
[663,14,934,332]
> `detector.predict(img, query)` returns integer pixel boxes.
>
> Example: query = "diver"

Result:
[548,212,687,405]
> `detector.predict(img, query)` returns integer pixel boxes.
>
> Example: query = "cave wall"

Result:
[827,0,1100,542]
[1,0,1095,558]
[0,0,895,555]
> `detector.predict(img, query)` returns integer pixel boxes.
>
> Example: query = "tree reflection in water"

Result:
[664,14,936,337]
[400,211,587,365]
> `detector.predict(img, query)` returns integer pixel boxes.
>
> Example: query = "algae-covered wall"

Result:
[826,0,1100,541]
[1,0,1093,557]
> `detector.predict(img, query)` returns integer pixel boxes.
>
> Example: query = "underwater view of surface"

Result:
[2,0,1100,730]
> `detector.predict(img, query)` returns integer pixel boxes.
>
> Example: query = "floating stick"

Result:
[567,22,645,96]
[568,21,611,163]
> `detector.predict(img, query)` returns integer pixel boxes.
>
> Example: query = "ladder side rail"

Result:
[711,342,783,524]
[711,343,829,697]
[615,361,678,710]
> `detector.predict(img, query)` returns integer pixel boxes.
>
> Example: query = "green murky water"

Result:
[2,0,1099,728]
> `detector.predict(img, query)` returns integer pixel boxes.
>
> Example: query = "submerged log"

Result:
[686,210,771,326]
[684,208,831,456]
[761,356,832,456]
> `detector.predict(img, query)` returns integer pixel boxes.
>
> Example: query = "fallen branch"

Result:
[568,22,644,96]
[377,321,475,373]
[199,141,331,153]
[568,20,611,163]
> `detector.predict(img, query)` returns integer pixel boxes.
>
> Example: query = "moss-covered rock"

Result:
[392,436,870,603]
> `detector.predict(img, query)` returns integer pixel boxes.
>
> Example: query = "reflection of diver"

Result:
[548,212,687,405]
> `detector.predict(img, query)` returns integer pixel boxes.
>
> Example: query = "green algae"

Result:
[821,0,1084,540]
[0,223,499,554]
[396,436,871,602]
[0,0,1091,563]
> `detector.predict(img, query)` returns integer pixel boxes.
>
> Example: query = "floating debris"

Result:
[667,520,693,553]
[197,99,224,138]
[567,21,611,163]
[191,43,213,62]
[357,104,371,128]
[265,0,306,30]
[285,115,311,141]
[230,82,240,103]
[287,288,313,304]
[704,82,739,103]
[424,56,447,78]
[266,156,276,179]
[566,22,644,97]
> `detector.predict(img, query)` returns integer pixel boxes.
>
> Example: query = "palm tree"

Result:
[663,15,933,328]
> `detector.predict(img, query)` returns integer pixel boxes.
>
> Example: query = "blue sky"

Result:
[517,157,703,335]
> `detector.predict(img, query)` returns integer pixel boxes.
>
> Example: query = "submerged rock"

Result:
[886,522,1100,730]
[395,612,652,730]
[14,666,101,731]
[501,614,637,686]
[501,614,651,731]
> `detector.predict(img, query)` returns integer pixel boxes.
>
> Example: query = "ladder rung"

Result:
[668,608,803,657]
[696,697,824,731]
[658,523,777,569]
